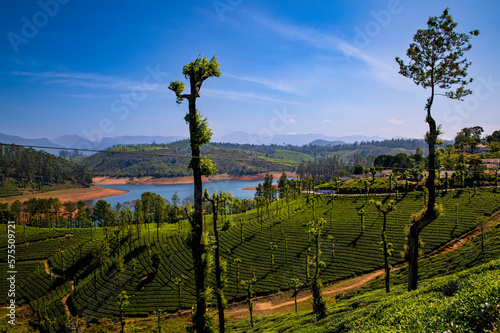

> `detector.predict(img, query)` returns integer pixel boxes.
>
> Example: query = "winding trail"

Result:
[42,259,75,317]
[43,259,62,279]
[228,270,385,316]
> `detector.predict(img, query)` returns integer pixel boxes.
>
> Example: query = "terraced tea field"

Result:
[1,188,499,332]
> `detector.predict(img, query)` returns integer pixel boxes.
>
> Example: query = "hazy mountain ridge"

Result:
[0,133,64,148]
[213,131,386,145]
[1,132,407,153]
[0,133,186,153]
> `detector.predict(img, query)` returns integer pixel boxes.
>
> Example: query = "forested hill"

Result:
[215,138,429,155]
[82,138,429,178]
[83,140,295,178]
[0,143,93,187]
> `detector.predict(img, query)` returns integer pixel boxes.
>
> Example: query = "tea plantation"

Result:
[1,188,499,332]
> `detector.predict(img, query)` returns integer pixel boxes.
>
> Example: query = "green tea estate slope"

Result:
[229,258,500,332]
[1,189,499,332]
[65,189,500,318]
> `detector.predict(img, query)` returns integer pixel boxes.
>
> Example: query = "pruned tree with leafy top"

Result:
[168,55,221,332]
[396,8,478,291]
[307,218,327,320]
[371,199,396,293]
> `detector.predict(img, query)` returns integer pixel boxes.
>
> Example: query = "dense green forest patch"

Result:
[0,144,93,198]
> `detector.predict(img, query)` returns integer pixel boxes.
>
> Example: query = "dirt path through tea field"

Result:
[227,269,385,318]
[224,210,500,319]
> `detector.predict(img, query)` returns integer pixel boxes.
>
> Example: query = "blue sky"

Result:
[1,0,499,143]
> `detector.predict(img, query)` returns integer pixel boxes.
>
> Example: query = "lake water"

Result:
[85,179,264,207]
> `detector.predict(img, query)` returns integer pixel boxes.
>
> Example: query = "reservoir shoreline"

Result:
[93,172,296,186]
[0,172,294,205]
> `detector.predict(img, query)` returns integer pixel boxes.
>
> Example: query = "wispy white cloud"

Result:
[252,15,383,66]
[203,88,301,105]
[388,118,404,125]
[12,70,170,93]
[225,73,297,94]
[321,119,332,123]
[250,14,413,92]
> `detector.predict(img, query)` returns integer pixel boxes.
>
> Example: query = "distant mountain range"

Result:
[0,133,185,154]
[0,131,390,153]
[52,135,186,152]
[212,131,386,145]
[0,133,64,149]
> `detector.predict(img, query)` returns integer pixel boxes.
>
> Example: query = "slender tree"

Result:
[494,166,499,192]
[363,179,370,202]
[173,276,184,310]
[307,218,327,320]
[151,193,166,241]
[169,55,221,332]
[328,235,335,262]
[234,258,241,296]
[241,277,257,328]
[388,172,394,194]
[371,200,396,292]
[357,209,366,233]
[291,278,302,313]
[153,309,166,333]
[269,242,278,270]
[329,191,334,224]
[204,190,227,333]
[117,291,129,333]
[396,8,478,291]
[263,173,274,216]
[403,170,410,193]
[444,171,449,193]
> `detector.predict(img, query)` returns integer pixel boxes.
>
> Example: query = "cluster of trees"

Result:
[296,156,349,181]
[454,126,485,148]
[372,148,424,171]
[1,190,256,231]
[0,198,89,228]
[214,138,428,155]
[0,143,93,187]
[453,127,500,156]
[486,130,500,143]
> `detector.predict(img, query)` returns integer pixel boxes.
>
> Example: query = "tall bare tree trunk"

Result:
[207,194,225,332]
[408,93,437,291]
[381,214,390,293]
[188,94,207,332]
